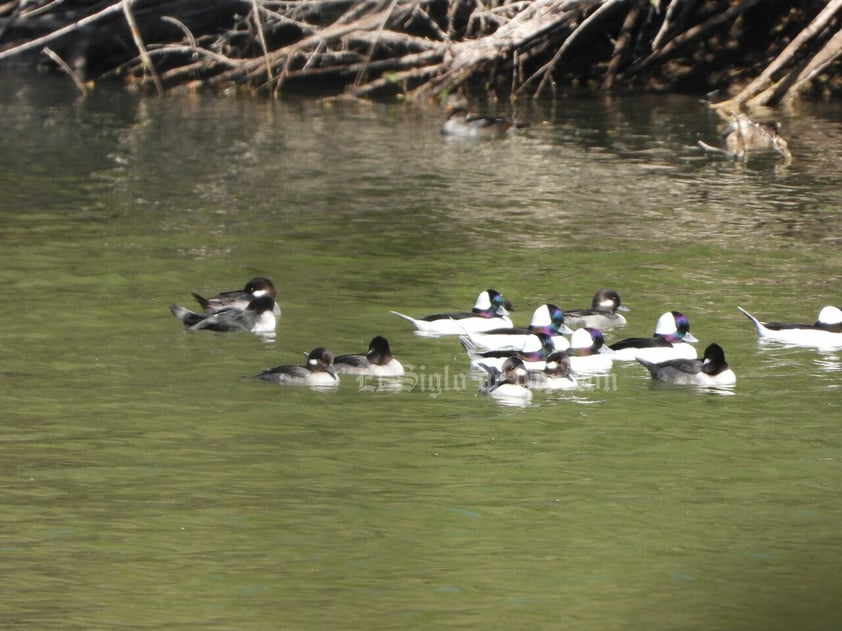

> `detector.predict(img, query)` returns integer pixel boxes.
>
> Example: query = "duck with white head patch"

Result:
[461,303,573,352]
[563,289,629,330]
[191,276,281,316]
[568,327,614,374]
[254,347,339,388]
[738,306,842,349]
[610,311,699,362]
[390,289,514,336]
[461,331,555,372]
[528,351,579,391]
[637,342,736,387]
[170,294,276,334]
[478,356,533,404]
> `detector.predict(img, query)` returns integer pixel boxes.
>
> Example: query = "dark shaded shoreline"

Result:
[1,0,840,107]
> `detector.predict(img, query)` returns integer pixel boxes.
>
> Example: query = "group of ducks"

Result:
[390,288,736,404]
[169,277,403,388]
[170,278,842,403]
[441,96,791,163]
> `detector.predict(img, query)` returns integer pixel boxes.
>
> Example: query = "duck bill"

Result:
[617,305,630,312]
[683,332,699,343]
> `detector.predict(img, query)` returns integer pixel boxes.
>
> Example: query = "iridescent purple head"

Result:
[473,289,513,316]
[654,311,698,343]
[528,303,571,335]
[519,332,555,362]
[570,327,605,356]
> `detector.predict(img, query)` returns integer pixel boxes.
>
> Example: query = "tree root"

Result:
[0,0,839,105]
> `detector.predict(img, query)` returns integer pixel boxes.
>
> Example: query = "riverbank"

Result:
[1,0,841,107]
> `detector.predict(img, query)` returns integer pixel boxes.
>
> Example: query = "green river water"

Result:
[1,74,841,629]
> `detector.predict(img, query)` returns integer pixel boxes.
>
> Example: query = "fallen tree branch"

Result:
[122,0,163,96]
[42,45,87,94]
[782,26,842,105]
[650,0,681,52]
[2,0,840,105]
[718,0,842,107]
[626,0,765,75]
[160,15,197,49]
[0,0,124,61]
[352,0,400,92]
[251,0,274,93]
[517,0,620,97]
[417,0,587,99]
[603,0,645,90]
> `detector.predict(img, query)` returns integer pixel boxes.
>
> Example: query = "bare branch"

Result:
[42,45,87,95]
[122,0,163,96]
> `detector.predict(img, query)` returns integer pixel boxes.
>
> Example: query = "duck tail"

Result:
[389,310,418,327]
[170,304,204,327]
[737,306,762,332]
[635,356,658,376]
[191,291,211,310]
[459,334,479,356]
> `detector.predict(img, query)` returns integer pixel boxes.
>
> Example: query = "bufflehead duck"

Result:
[390,289,514,336]
[737,306,842,348]
[478,356,533,404]
[170,295,276,333]
[191,276,281,316]
[563,289,628,330]
[568,327,614,374]
[610,311,699,362]
[440,95,529,138]
[461,332,555,371]
[528,351,579,391]
[255,347,339,388]
[333,336,405,377]
[699,113,791,162]
[637,342,736,387]
[461,303,573,352]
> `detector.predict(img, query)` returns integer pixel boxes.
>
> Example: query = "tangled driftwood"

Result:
[1,0,840,106]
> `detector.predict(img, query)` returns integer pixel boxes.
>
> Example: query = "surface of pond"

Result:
[1,73,841,630]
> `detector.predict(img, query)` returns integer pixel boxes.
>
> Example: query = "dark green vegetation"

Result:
[1,0,841,105]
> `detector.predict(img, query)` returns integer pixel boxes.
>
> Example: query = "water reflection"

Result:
[814,352,842,374]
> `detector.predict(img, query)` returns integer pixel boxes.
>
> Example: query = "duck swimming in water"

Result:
[699,113,791,162]
[461,303,572,352]
[170,295,276,333]
[738,306,842,349]
[254,347,339,388]
[478,356,533,404]
[440,94,529,138]
[333,336,404,377]
[390,289,514,336]
[610,311,699,362]
[191,276,281,316]
[563,289,628,331]
[568,327,614,374]
[637,343,736,387]
[461,331,555,372]
[527,351,579,391]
